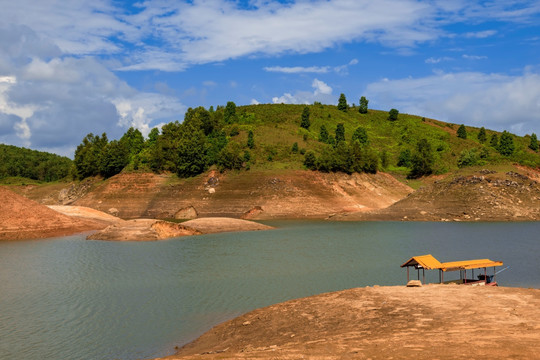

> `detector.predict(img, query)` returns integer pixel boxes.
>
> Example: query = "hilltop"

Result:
[4,102,540,223]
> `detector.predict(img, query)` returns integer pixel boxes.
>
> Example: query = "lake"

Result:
[0,221,538,360]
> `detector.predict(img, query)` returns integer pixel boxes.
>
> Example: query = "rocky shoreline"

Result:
[154,285,540,360]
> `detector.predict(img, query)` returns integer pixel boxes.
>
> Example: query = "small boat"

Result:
[401,254,504,286]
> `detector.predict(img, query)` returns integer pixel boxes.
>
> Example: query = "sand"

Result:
[155,285,540,360]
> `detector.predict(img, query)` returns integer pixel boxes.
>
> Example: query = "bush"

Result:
[457,124,467,139]
[388,108,399,121]
[408,139,434,179]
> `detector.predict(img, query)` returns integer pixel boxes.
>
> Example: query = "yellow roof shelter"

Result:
[440,259,504,272]
[400,254,443,270]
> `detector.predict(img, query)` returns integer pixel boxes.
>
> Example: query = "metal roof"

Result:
[400,254,443,270]
[401,255,503,272]
[440,259,504,272]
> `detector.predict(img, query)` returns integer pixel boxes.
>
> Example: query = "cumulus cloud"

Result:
[0,25,185,156]
[272,79,334,104]
[366,69,540,135]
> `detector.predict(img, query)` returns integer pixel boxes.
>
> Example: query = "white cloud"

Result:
[462,54,487,60]
[264,58,359,75]
[425,56,453,64]
[366,69,540,135]
[0,25,185,156]
[264,66,331,74]
[250,99,260,105]
[464,30,497,38]
[272,79,334,104]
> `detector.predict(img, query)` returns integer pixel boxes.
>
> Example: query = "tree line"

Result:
[0,144,72,182]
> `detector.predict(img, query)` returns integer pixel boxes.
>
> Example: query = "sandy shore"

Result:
[155,285,540,360]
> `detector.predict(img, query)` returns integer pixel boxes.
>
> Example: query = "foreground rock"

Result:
[88,217,273,241]
[156,285,540,360]
[0,187,108,240]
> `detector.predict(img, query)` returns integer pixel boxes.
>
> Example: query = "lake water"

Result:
[1,221,539,360]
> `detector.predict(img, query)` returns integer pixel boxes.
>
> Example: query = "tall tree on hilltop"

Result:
[335,123,345,144]
[247,130,255,149]
[490,133,499,148]
[337,93,348,111]
[388,108,399,121]
[498,131,515,156]
[224,101,237,124]
[319,125,329,143]
[457,124,467,139]
[300,106,311,129]
[478,127,487,143]
[529,133,539,151]
[358,96,369,114]
[352,126,368,145]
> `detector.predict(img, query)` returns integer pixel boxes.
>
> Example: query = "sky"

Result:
[0,0,539,157]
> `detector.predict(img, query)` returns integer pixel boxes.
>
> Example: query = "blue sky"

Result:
[0,0,539,156]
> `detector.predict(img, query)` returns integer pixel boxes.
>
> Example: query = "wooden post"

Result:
[407,267,409,282]
[423,268,425,284]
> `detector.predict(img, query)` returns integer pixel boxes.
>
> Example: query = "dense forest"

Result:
[0,144,72,182]
[72,95,540,181]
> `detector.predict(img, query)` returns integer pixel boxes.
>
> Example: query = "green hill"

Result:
[8,102,540,185]
[0,144,72,183]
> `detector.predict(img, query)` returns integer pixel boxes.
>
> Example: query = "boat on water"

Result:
[401,254,504,286]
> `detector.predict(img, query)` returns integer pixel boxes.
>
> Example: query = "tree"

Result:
[120,127,144,158]
[335,123,345,144]
[319,125,329,143]
[352,126,368,145]
[291,142,299,153]
[216,142,243,171]
[359,96,369,114]
[100,140,129,177]
[388,108,399,121]
[247,130,255,149]
[457,124,467,139]
[337,93,348,111]
[490,133,499,148]
[300,106,310,129]
[529,133,539,151]
[304,150,317,170]
[498,131,515,156]
[397,149,412,167]
[74,133,108,179]
[380,150,389,169]
[478,127,487,143]
[224,101,237,124]
[408,139,434,179]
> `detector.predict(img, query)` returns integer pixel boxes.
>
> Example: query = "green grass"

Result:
[230,104,540,175]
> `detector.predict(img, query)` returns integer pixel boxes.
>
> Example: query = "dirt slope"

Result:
[71,170,412,219]
[335,168,540,221]
[0,187,108,240]
[156,285,540,360]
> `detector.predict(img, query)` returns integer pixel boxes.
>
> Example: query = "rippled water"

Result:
[0,221,539,360]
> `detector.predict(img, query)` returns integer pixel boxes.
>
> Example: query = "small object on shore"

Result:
[406,280,422,287]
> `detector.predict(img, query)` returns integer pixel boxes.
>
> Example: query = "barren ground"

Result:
[0,187,108,240]
[156,285,540,360]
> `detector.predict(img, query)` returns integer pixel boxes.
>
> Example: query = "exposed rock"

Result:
[406,280,423,287]
[181,217,273,234]
[174,205,198,219]
[0,187,107,241]
[241,206,264,219]
[87,219,202,241]
[108,207,119,216]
